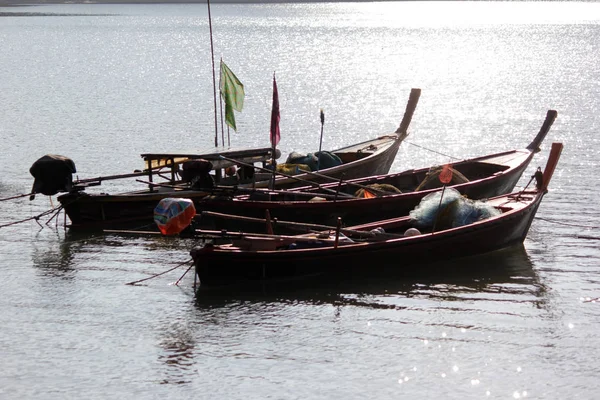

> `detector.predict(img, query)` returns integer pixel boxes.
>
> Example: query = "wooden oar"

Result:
[270,163,397,196]
[218,154,356,198]
[75,170,152,185]
[199,229,347,244]
[198,210,408,239]
[135,179,190,190]
[220,154,400,198]
[136,179,354,201]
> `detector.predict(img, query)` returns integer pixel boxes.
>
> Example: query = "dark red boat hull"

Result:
[191,191,544,288]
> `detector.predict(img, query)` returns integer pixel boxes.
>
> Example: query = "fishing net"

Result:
[409,187,501,230]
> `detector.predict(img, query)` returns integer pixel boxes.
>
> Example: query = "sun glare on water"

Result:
[343,2,600,28]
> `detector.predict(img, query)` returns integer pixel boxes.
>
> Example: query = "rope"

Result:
[174,264,195,286]
[125,258,194,286]
[577,235,600,241]
[534,217,600,230]
[0,192,34,202]
[582,297,600,303]
[0,206,63,229]
[45,206,64,227]
[404,141,461,161]
[534,216,600,241]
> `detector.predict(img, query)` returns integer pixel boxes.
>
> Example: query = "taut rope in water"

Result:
[174,264,195,286]
[534,217,600,230]
[125,259,194,286]
[0,205,63,229]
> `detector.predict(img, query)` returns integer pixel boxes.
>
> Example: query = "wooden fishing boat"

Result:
[191,109,557,231]
[189,142,563,289]
[53,88,420,230]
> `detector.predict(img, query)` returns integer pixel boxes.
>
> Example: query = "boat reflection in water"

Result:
[193,245,543,309]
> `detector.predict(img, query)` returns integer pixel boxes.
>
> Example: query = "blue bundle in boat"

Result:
[285,151,342,171]
[409,188,501,229]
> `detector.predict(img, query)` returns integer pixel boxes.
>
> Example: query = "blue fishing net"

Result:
[285,151,342,171]
[409,188,501,229]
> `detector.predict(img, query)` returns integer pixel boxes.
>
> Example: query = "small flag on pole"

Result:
[220,60,245,131]
[270,73,280,147]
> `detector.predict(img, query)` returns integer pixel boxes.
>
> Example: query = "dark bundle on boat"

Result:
[29,154,76,200]
[180,159,214,189]
[285,151,343,171]
[354,183,402,198]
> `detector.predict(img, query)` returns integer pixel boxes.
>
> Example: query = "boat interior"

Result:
[236,158,513,203]
[207,193,530,252]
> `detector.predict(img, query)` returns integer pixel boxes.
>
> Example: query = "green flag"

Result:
[220,61,245,131]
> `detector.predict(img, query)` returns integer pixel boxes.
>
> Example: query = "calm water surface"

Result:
[1,2,600,399]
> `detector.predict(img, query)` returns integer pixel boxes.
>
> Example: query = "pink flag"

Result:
[270,74,280,147]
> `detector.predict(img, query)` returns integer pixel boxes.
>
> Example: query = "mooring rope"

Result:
[404,141,461,161]
[534,217,600,230]
[533,217,600,241]
[174,264,195,286]
[583,297,600,303]
[125,258,194,286]
[0,205,63,229]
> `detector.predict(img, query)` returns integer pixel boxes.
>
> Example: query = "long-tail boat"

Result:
[189,109,557,232]
[189,142,563,289]
[43,88,420,230]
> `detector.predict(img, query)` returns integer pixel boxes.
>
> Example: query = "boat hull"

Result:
[57,107,555,232]
[196,149,534,231]
[191,191,544,288]
[58,146,529,231]
[58,133,405,230]
[192,140,564,290]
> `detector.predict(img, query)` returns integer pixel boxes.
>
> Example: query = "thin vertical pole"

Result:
[270,144,277,190]
[334,217,342,248]
[218,59,225,147]
[207,0,219,147]
[317,109,324,171]
[431,186,446,234]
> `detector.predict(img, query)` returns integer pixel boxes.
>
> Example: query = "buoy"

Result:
[404,227,422,237]
[154,198,196,235]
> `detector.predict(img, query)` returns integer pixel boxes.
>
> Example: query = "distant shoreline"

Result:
[0,0,229,5]
[0,0,341,13]
[1,0,366,5]
[1,0,387,12]
[2,1,241,5]
[0,0,259,6]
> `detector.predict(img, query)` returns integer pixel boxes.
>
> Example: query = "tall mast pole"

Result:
[207,0,219,147]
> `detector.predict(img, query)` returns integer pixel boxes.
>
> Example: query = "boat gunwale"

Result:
[203,189,541,257]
